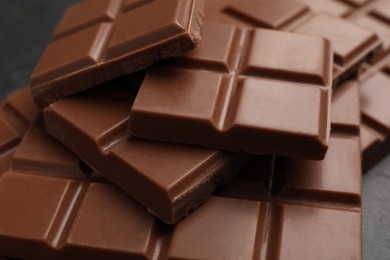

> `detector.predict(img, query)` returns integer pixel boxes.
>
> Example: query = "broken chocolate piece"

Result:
[30,0,205,107]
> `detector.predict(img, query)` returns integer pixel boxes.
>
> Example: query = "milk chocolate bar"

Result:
[345,0,390,170]
[359,59,390,171]
[44,80,251,224]
[351,0,390,55]
[204,0,383,85]
[344,0,390,170]
[0,80,361,259]
[218,80,361,201]
[30,0,205,107]
[129,22,332,160]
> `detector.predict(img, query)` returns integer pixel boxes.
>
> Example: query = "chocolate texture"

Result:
[30,0,205,107]
[129,22,332,160]
[346,0,390,170]
[44,80,251,224]
[351,0,390,55]
[359,58,390,170]
[0,87,39,174]
[204,0,383,86]
[0,80,361,259]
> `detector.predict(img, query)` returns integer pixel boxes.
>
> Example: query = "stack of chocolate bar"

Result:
[1,0,390,259]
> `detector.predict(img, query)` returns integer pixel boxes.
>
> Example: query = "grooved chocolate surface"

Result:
[0,80,361,259]
[0,88,39,163]
[30,0,205,107]
[331,0,390,170]
[129,22,332,160]
[0,87,39,181]
[44,80,251,224]
[360,65,390,170]
[204,0,383,86]
[3,1,388,259]
[351,0,390,52]
[349,0,390,170]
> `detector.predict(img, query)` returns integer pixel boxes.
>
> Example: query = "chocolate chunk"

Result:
[205,0,383,86]
[44,80,251,224]
[30,0,205,107]
[0,79,361,259]
[129,22,332,160]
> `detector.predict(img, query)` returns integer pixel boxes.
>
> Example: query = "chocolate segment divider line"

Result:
[0,87,39,173]
[0,80,362,259]
[204,0,383,86]
[129,22,332,160]
[359,55,390,171]
[30,0,205,107]
[328,0,390,170]
[44,81,252,224]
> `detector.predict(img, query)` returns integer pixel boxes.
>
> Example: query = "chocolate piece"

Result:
[293,14,379,76]
[0,87,38,177]
[0,79,361,259]
[218,80,361,201]
[351,0,390,53]
[338,0,390,169]
[44,82,251,224]
[30,0,205,107]
[204,0,382,85]
[0,87,38,165]
[360,70,390,171]
[129,22,332,160]
[214,81,362,260]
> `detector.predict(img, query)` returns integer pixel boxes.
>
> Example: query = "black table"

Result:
[0,1,389,259]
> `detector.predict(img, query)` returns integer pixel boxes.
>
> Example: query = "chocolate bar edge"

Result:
[30,0,205,108]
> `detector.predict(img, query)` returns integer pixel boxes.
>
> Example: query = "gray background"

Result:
[0,1,389,259]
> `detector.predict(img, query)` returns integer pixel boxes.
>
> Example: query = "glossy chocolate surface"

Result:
[0,80,362,259]
[30,0,205,107]
[129,22,332,160]
[204,0,383,86]
[346,0,390,169]
[44,80,251,224]
[359,62,390,170]
[0,87,39,160]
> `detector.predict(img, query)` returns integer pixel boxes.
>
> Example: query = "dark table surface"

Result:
[0,1,389,259]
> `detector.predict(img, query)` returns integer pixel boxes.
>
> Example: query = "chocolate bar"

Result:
[218,80,361,201]
[354,4,390,168]
[351,0,390,55]
[44,79,251,224]
[343,0,390,170]
[0,79,361,259]
[30,0,205,107]
[359,60,390,171]
[129,22,332,160]
[204,0,382,85]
